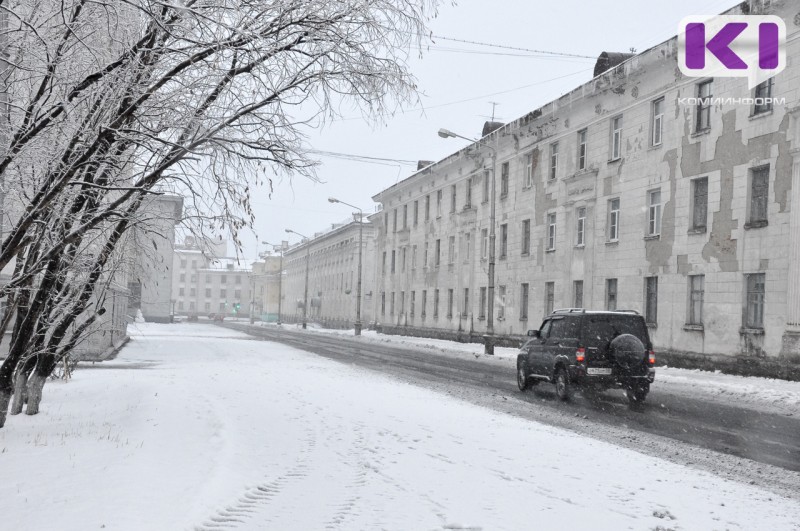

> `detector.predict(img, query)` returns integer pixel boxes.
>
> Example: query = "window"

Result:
[520,283,529,320]
[447,289,454,318]
[748,166,769,227]
[545,282,555,315]
[425,195,431,221]
[191,260,197,269]
[412,245,417,270]
[180,273,185,282]
[179,287,185,296]
[606,278,617,311]
[413,200,419,226]
[573,280,583,308]
[465,177,472,208]
[479,287,487,319]
[400,291,405,315]
[648,189,662,236]
[652,97,664,146]
[463,288,469,317]
[745,273,766,328]
[448,236,455,264]
[481,228,488,259]
[390,292,395,315]
[753,78,773,115]
[450,184,457,213]
[220,288,227,298]
[190,274,196,283]
[218,302,225,312]
[645,277,658,325]
[433,289,440,318]
[500,224,508,259]
[521,219,531,255]
[463,232,471,262]
[393,209,397,232]
[610,115,622,160]
[696,80,712,131]
[608,198,620,241]
[205,276,211,284]
[381,292,385,315]
[234,289,241,300]
[205,288,211,297]
[204,302,210,312]
[180,258,187,268]
[384,213,389,231]
[421,290,427,317]
[576,207,586,246]
[691,177,708,231]
[190,287,197,297]
[483,170,490,202]
[436,189,442,217]
[423,242,429,268]
[500,162,509,197]
[546,213,557,251]
[577,129,587,171]
[235,275,241,285]
[391,250,396,273]
[402,204,408,229]
[382,251,387,274]
[435,239,441,267]
[498,286,506,319]
[549,143,559,181]
[687,275,704,326]
[525,153,534,188]
[401,247,407,271]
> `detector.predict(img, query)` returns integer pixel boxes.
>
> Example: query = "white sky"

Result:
[240,0,738,259]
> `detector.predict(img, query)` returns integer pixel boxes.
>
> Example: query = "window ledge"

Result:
[499,255,507,261]
[744,220,768,230]
[605,240,619,246]
[739,327,765,336]
[691,128,711,138]
[688,227,707,235]
[519,317,528,322]
[566,167,599,181]
[521,252,530,257]
[575,244,586,249]
[478,316,486,321]
[644,234,660,241]
[607,157,622,164]
[749,109,774,120]
[497,316,505,321]
[683,324,704,331]
[545,248,556,253]
[648,142,663,151]
[499,194,509,200]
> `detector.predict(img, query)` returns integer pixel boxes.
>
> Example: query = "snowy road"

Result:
[1,323,799,530]
[226,323,800,476]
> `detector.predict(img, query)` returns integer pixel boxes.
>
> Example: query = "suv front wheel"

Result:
[517,361,534,391]
[555,367,572,401]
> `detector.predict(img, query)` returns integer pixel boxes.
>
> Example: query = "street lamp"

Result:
[285,228,310,329]
[329,197,364,336]
[262,240,286,325]
[439,127,498,355]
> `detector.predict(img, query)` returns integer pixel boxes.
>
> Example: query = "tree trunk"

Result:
[10,357,35,415]
[0,390,10,428]
[24,372,47,416]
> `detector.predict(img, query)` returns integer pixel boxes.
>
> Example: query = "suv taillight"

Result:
[576,347,585,363]
[648,350,656,365]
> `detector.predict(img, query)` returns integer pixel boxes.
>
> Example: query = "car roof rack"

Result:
[611,309,640,315]
[551,308,585,314]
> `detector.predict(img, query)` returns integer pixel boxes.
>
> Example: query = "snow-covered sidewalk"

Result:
[264,322,800,417]
[0,323,797,530]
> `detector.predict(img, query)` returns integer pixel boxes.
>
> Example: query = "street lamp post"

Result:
[438,128,497,355]
[328,197,364,336]
[285,229,310,329]
[262,240,286,325]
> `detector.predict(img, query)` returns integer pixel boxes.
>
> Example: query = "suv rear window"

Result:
[580,314,649,348]
[549,317,581,340]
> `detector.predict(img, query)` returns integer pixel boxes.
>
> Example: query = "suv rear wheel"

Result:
[625,382,649,404]
[555,367,572,401]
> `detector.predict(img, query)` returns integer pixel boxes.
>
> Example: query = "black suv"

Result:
[516,309,655,404]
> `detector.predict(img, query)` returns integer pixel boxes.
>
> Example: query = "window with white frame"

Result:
[687,275,704,326]
[433,289,439,318]
[425,194,430,221]
[401,247,407,271]
[423,241,429,268]
[606,278,618,311]
[549,143,559,181]
[500,223,508,258]
[402,204,407,229]
[501,162,510,197]
[753,78,773,115]
[435,239,440,267]
[520,283,529,320]
[483,170,490,202]
[413,200,419,225]
[547,213,557,251]
[465,177,472,208]
[463,232,471,262]
[544,282,555,315]
[450,185,456,213]
[498,285,506,319]
[393,209,397,232]
[421,290,427,317]
[748,166,769,227]
[745,273,765,329]
[436,189,442,217]
[610,115,622,160]
[576,207,586,246]
[521,219,531,255]
[463,288,469,317]
[647,189,662,236]
[573,280,583,308]
[577,129,587,170]
[525,153,534,188]
[381,292,386,315]
[608,198,620,241]
[448,236,455,264]
[481,228,488,259]
[645,276,658,325]
[410,291,415,317]
[447,288,454,318]
[651,97,664,147]
[479,287,487,319]
[391,250,395,273]
[696,80,712,131]
[411,245,417,269]
[691,177,708,231]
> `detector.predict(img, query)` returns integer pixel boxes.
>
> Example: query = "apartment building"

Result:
[372,1,800,375]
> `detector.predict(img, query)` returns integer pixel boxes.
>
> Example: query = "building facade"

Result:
[283,220,376,328]
[372,1,800,376]
[251,254,283,322]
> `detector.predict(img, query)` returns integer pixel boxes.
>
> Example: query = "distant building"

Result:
[282,219,376,328]
[251,255,283,322]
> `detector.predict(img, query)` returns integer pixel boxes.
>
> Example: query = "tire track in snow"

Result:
[193,427,316,530]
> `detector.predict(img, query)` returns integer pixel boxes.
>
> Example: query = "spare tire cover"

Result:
[609,333,645,371]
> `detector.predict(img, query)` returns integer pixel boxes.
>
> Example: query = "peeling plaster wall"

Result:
[370,1,800,367]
